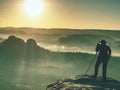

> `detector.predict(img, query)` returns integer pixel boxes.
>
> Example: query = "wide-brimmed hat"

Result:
[101,40,107,44]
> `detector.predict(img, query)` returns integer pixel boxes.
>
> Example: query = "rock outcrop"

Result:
[46,75,120,90]
[0,35,49,59]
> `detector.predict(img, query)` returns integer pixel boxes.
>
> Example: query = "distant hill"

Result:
[57,33,120,54]
[58,34,114,46]
[57,34,114,52]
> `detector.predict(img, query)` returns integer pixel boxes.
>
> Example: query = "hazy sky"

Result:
[0,0,120,30]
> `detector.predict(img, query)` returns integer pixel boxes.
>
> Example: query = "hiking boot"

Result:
[102,77,106,82]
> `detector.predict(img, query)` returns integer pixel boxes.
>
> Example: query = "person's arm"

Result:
[108,47,111,59]
[95,43,100,52]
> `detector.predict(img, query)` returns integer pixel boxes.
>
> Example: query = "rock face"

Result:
[0,35,25,58]
[46,75,120,90]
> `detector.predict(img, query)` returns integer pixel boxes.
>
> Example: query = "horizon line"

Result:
[0,26,120,31]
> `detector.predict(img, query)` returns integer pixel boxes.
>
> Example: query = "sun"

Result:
[24,0,44,17]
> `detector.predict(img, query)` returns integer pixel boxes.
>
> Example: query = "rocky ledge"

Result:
[46,75,120,90]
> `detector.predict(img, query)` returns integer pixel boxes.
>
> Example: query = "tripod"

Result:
[85,53,97,75]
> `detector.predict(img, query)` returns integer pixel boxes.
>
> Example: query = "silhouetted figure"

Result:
[93,40,111,81]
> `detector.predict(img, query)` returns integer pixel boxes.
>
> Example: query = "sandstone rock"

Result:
[46,75,120,90]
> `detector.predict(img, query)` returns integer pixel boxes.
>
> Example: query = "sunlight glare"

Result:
[24,0,44,17]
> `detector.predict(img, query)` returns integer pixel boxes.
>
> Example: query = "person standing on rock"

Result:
[93,40,111,81]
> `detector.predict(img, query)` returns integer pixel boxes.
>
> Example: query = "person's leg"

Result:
[94,58,101,78]
[102,59,108,81]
